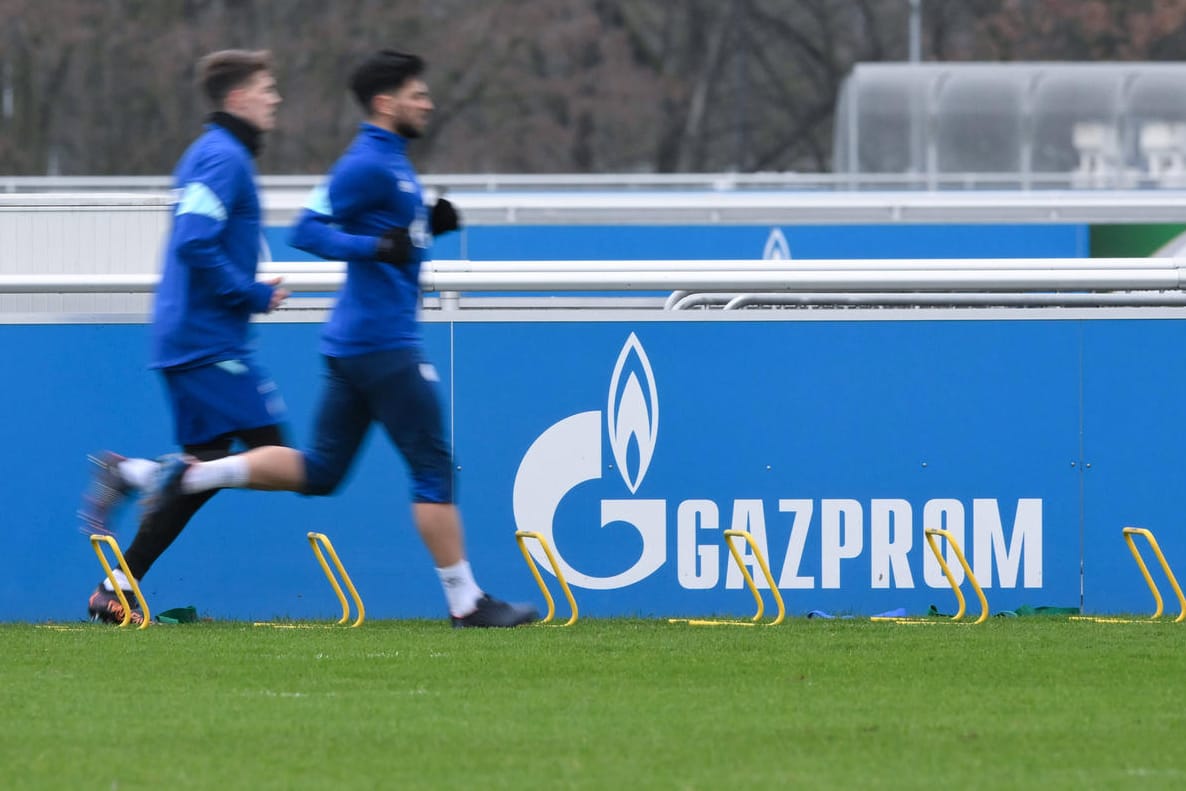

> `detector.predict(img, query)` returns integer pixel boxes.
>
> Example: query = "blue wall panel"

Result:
[1,323,462,623]
[453,321,1080,618]
[265,223,1087,263]
[6,310,1176,626]
[460,224,1086,261]
[1081,319,1186,613]
[4,312,1178,622]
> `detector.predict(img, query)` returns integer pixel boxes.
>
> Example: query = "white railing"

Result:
[10,188,1186,225]
[3,259,1186,311]
[259,189,1186,225]
[5,172,1186,193]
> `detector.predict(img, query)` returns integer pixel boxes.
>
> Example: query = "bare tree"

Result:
[965,0,1186,61]
[3,0,1184,175]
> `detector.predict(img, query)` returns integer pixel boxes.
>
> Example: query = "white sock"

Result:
[102,569,134,592]
[116,458,158,490]
[436,560,483,617]
[181,456,250,494]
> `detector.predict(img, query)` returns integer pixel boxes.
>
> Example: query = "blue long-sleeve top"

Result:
[151,122,274,370]
[289,124,430,358]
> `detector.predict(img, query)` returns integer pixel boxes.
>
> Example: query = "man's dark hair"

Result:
[197,50,272,107]
[350,50,425,111]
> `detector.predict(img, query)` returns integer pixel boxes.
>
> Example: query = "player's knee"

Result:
[301,453,347,496]
[411,469,454,504]
[405,440,454,503]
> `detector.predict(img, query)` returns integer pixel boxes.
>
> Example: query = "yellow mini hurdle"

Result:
[306,531,365,627]
[89,534,151,629]
[514,530,579,626]
[872,527,989,625]
[670,529,786,627]
[1120,527,1186,622]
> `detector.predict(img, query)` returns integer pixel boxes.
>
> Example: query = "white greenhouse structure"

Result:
[833,62,1186,189]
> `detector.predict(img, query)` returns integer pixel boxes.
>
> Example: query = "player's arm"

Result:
[173,154,273,313]
[289,163,412,265]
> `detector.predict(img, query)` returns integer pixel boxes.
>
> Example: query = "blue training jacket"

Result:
[151,123,274,370]
[289,123,430,358]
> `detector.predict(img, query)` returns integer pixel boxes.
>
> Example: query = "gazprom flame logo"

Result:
[608,334,658,494]
[763,228,790,260]
[513,333,666,589]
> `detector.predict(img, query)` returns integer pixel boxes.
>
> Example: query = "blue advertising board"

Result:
[5,311,1181,623]
[454,320,1078,618]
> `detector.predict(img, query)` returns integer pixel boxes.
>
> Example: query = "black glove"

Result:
[375,227,413,265]
[430,197,461,236]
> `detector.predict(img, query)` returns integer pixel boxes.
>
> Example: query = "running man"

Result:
[116,50,535,628]
[79,50,289,625]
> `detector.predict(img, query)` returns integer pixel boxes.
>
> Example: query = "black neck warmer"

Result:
[208,111,263,158]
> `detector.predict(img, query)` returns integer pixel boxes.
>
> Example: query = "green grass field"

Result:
[3,618,1184,790]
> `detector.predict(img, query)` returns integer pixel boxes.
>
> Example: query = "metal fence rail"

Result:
[11,186,1186,225]
[2,258,1185,312]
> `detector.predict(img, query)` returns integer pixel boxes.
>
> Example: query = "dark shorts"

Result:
[301,347,453,503]
[161,358,287,446]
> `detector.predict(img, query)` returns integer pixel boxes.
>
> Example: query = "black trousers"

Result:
[122,424,287,579]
